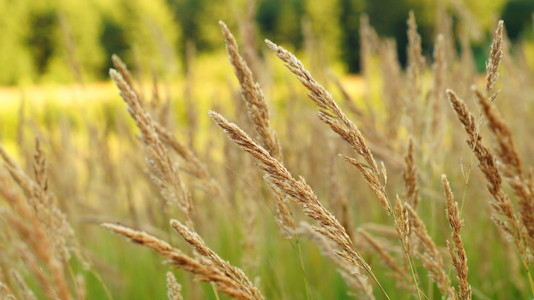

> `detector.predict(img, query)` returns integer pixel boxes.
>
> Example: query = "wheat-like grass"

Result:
[3,10,534,300]
[442,175,471,300]
[170,219,264,299]
[265,39,392,216]
[446,89,534,293]
[102,223,261,300]
[485,21,504,102]
[403,138,420,210]
[220,21,280,160]
[219,21,295,238]
[112,54,136,92]
[110,69,194,227]
[405,204,455,298]
[166,271,183,300]
[474,88,534,245]
[0,282,16,300]
[208,111,380,296]
[446,89,526,254]
[112,55,221,200]
[0,141,79,300]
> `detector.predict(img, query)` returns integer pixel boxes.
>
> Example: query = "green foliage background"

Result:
[0,0,532,84]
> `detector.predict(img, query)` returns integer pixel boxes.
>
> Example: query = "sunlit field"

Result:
[1,1,534,300]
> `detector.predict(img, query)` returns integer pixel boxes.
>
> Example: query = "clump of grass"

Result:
[102,222,263,300]
[2,9,534,300]
[110,68,194,227]
[446,88,533,293]
[0,140,88,300]
[209,110,378,297]
[219,21,295,238]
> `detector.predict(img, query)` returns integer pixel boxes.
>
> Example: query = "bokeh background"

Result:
[0,0,533,85]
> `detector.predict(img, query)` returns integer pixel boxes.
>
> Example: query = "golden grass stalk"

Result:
[102,223,261,300]
[329,71,402,169]
[446,89,534,293]
[0,282,16,300]
[393,196,410,256]
[403,138,420,210]
[446,89,526,256]
[170,219,264,300]
[328,72,365,119]
[112,54,137,96]
[0,141,76,300]
[110,69,194,227]
[485,21,504,102]
[208,111,381,297]
[2,211,55,297]
[265,39,392,216]
[153,122,208,179]
[220,21,294,237]
[442,175,471,300]
[220,21,281,159]
[474,89,534,244]
[16,244,58,298]
[113,55,220,199]
[166,272,183,300]
[405,204,455,298]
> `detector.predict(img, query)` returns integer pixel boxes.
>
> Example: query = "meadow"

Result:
[1,11,534,300]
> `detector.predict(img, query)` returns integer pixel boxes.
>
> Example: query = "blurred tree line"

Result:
[0,0,532,85]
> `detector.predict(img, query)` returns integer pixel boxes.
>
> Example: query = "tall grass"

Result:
[1,10,534,300]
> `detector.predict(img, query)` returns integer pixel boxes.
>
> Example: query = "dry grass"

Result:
[442,175,471,300]
[0,10,534,300]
